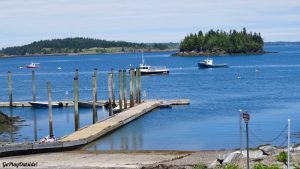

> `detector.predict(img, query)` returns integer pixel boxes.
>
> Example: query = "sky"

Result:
[0,0,300,48]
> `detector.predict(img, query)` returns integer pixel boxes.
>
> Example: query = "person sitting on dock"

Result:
[40,135,57,143]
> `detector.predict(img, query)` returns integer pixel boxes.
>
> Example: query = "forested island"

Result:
[173,28,265,56]
[0,38,178,57]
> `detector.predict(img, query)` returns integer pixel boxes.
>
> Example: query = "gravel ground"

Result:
[0,149,299,169]
[0,151,191,169]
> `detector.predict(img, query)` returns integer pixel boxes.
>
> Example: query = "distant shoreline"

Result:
[0,49,178,59]
[171,51,276,57]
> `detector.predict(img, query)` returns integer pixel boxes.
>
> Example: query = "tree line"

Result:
[0,37,176,56]
[179,28,264,54]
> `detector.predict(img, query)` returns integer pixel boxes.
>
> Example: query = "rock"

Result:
[0,111,17,124]
[241,150,266,159]
[293,145,300,152]
[223,151,242,164]
[259,145,277,155]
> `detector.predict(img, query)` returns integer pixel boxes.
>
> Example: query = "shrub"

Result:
[293,162,300,169]
[224,164,240,169]
[254,163,268,169]
[192,162,208,169]
[276,151,287,165]
[268,164,283,169]
[213,164,240,169]
[253,163,283,169]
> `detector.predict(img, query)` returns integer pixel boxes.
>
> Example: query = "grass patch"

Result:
[254,163,283,169]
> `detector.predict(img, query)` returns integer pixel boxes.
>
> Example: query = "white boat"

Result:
[26,62,40,68]
[136,51,169,75]
[198,58,229,68]
[29,101,63,108]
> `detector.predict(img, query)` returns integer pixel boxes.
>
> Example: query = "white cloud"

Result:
[0,0,299,47]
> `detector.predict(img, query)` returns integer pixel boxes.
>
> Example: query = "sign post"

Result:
[288,119,291,169]
[243,112,250,169]
[239,110,243,154]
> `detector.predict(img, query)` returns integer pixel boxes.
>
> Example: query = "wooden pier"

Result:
[0,100,109,108]
[0,99,189,157]
[0,69,190,157]
[61,99,189,143]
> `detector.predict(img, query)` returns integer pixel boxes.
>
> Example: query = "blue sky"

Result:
[0,0,300,48]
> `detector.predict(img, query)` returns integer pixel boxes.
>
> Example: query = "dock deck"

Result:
[61,100,161,142]
[0,100,108,107]
[0,99,189,157]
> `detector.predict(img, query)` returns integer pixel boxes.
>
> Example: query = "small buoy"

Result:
[237,76,241,79]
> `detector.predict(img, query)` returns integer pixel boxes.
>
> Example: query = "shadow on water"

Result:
[83,115,144,151]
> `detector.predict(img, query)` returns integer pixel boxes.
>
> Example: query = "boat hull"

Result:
[26,66,39,68]
[198,63,229,68]
[139,70,170,75]
[29,102,62,108]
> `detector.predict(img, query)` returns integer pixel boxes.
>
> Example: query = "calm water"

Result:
[0,44,300,150]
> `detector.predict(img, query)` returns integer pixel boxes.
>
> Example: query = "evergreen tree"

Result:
[179,28,264,54]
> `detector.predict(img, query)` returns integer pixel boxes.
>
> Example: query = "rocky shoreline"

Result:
[0,111,22,142]
[0,49,178,59]
[172,51,275,57]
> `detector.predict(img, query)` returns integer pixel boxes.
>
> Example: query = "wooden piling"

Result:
[118,70,123,112]
[9,109,14,142]
[137,68,141,104]
[111,68,116,106]
[47,81,54,137]
[33,110,37,141]
[108,73,113,116]
[74,69,79,131]
[8,71,13,107]
[32,70,36,102]
[92,68,98,123]
[139,68,142,103]
[135,68,139,104]
[129,69,134,107]
[123,70,127,109]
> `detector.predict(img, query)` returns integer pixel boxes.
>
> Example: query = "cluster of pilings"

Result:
[59,68,142,134]
[2,68,142,137]
[106,68,141,116]
[3,70,38,107]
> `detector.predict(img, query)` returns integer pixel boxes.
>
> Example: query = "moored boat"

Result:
[29,101,63,108]
[138,64,170,75]
[198,58,229,68]
[26,62,40,68]
[135,51,170,75]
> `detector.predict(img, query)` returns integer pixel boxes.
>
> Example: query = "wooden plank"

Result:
[61,101,160,142]
[0,101,108,107]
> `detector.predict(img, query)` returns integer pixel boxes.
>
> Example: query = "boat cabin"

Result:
[203,58,213,65]
[139,64,151,70]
